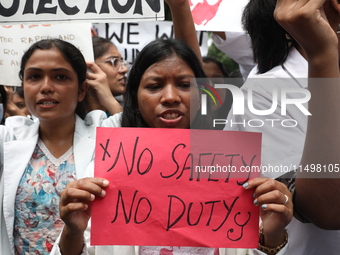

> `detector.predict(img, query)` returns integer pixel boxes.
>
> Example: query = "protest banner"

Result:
[189,0,249,32]
[93,21,208,64]
[0,0,164,24]
[0,23,93,86]
[92,128,261,248]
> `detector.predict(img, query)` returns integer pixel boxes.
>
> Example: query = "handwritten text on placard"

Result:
[92,128,261,248]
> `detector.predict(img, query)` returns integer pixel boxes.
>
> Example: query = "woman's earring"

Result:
[285,34,292,41]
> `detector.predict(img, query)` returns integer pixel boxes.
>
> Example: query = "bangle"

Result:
[258,226,288,255]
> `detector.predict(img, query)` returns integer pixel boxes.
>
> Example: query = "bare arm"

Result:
[86,62,123,116]
[165,0,202,62]
[274,0,340,229]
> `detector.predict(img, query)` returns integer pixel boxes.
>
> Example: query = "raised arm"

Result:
[86,62,123,115]
[165,0,202,62]
[274,0,340,229]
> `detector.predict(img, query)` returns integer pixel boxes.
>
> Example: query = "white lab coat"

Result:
[0,111,122,254]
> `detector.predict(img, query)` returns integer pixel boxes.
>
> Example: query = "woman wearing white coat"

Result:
[0,38,123,255]
[51,39,293,255]
[0,0,205,253]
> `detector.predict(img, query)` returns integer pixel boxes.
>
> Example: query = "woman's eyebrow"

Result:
[143,74,194,80]
[107,55,121,59]
[25,67,73,73]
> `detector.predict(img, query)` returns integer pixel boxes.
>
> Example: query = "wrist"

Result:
[307,47,339,78]
[258,225,288,255]
[263,232,285,248]
[60,226,85,255]
[63,224,84,236]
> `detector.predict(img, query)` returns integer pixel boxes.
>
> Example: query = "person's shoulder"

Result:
[4,116,38,134]
[247,64,288,79]
[82,110,122,128]
[83,110,109,126]
[101,112,122,127]
[4,115,36,127]
[2,116,38,141]
[242,64,293,92]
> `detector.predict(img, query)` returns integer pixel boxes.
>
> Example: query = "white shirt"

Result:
[212,32,255,80]
[224,46,340,254]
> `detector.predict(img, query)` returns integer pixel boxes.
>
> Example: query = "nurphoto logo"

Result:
[197,78,311,129]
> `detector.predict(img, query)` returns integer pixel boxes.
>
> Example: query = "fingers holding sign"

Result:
[244,178,293,248]
[58,177,109,255]
[59,177,109,233]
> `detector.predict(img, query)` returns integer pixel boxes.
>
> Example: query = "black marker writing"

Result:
[226,212,251,241]
[111,190,152,225]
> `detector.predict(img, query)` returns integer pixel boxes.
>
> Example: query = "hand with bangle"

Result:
[243,178,293,254]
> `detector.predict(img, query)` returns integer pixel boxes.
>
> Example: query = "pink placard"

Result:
[92,128,261,248]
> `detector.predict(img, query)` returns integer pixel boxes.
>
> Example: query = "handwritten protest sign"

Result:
[93,21,208,64]
[0,0,164,24]
[189,0,249,32]
[0,23,93,86]
[92,128,261,248]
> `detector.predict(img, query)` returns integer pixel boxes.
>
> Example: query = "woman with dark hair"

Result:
[51,37,293,255]
[121,38,206,128]
[84,0,204,118]
[83,36,128,115]
[0,38,119,255]
[18,38,89,119]
[242,0,294,74]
